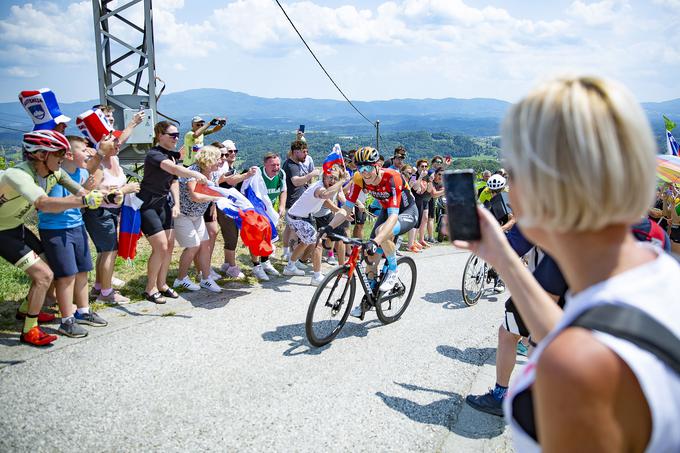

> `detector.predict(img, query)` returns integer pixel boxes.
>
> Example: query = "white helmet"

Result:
[487,174,506,191]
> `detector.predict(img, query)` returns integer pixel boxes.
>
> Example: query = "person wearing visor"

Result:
[324,147,418,315]
[183,115,226,166]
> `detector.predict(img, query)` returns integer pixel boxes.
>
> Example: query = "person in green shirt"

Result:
[0,130,105,346]
[182,115,225,166]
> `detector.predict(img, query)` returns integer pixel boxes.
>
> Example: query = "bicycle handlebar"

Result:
[324,231,366,247]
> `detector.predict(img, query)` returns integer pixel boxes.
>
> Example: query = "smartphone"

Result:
[299,124,305,133]
[444,169,481,241]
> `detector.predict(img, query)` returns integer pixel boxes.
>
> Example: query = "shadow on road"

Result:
[376,382,505,439]
[422,289,468,310]
[436,345,496,366]
[261,318,383,356]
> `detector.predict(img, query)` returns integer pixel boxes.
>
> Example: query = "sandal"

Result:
[159,287,179,299]
[143,291,166,304]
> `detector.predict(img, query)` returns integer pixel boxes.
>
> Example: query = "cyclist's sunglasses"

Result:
[358,165,375,174]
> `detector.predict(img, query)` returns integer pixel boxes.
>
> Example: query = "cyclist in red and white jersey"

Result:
[326,147,418,303]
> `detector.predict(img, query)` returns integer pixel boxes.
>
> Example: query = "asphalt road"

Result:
[0,246,516,452]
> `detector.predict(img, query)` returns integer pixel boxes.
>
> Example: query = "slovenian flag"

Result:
[667,130,679,157]
[118,194,143,260]
[322,144,344,174]
[241,167,279,242]
[194,184,274,256]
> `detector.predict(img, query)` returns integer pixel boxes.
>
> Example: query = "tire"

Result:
[305,266,357,347]
[462,253,487,306]
[376,256,417,324]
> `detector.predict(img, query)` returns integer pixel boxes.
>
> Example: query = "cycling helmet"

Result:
[22,130,70,155]
[487,174,507,191]
[354,146,379,166]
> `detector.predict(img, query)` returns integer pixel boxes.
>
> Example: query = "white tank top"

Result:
[100,156,127,209]
[506,245,680,453]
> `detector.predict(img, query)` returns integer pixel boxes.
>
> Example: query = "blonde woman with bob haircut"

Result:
[454,76,680,452]
[173,145,224,293]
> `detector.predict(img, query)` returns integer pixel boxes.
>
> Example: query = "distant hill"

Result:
[1,88,678,151]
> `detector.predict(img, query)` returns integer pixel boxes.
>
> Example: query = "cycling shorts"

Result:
[0,225,44,271]
[370,202,418,240]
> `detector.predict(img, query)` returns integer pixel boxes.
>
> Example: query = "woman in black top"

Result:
[139,121,208,303]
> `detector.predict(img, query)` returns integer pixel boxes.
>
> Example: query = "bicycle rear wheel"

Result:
[462,253,487,306]
[305,266,357,347]
[376,256,417,324]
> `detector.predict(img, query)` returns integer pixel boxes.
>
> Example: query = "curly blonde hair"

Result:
[195,145,221,171]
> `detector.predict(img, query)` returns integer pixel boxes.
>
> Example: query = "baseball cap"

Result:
[222,139,237,150]
[191,116,204,124]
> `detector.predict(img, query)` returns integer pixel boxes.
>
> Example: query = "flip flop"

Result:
[159,287,179,299]
[143,291,166,304]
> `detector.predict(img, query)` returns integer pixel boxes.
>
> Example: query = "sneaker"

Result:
[283,263,305,276]
[252,264,270,281]
[310,273,325,286]
[419,240,430,248]
[20,326,57,346]
[200,278,222,293]
[408,244,421,253]
[262,260,280,276]
[173,277,200,291]
[294,260,309,270]
[58,318,88,338]
[465,391,504,417]
[517,341,529,357]
[15,310,56,323]
[379,270,399,292]
[89,287,101,301]
[96,290,130,305]
[494,279,506,293]
[326,256,338,266]
[74,311,108,327]
[225,265,245,279]
[111,277,126,288]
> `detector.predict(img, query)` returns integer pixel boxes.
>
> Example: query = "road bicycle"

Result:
[305,232,417,347]
[461,253,498,306]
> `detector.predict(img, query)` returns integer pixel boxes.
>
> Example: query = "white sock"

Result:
[101,288,113,297]
[77,307,89,315]
[283,247,289,254]
[313,272,321,278]
[62,315,75,324]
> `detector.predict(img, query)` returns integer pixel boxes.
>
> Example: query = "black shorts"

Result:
[351,206,367,225]
[0,225,44,271]
[83,207,120,252]
[314,213,349,236]
[671,225,680,243]
[140,197,174,237]
[370,202,418,239]
[428,197,435,219]
[203,202,216,223]
[504,296,566,337]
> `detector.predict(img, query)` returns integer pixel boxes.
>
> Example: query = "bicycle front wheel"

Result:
[462,253,486,306]
[305,266,357,347]
[376,256,417,324]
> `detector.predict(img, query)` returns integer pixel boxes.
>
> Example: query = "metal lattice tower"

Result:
[92,0,158,157]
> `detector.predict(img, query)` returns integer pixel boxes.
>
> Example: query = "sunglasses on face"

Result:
[358,165,375,174]
[433,160,443,165]
[226,149,238,154]
[164,132,180,139]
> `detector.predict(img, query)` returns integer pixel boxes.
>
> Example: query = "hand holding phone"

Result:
[299,124,305,133]
[444,169,481,241]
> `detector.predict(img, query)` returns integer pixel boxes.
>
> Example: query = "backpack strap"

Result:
[569,304,680,375]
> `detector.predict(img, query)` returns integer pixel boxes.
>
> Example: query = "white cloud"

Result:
[653,0,680,11]
[4,66,38,78]
[567,0,632,26]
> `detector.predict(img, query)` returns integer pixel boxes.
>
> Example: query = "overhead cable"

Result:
[273,0,376,128]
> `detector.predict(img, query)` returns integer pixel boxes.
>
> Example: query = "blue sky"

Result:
[0,0,679,104]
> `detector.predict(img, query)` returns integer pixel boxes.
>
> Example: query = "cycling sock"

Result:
[23,315,38,333]
[492,383,508,401]
[386,254,398,271]
[77,307,89,315]
[18,299,29,313]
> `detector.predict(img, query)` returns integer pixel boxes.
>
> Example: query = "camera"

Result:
[218,119,227,126]
[210,119,219,126]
